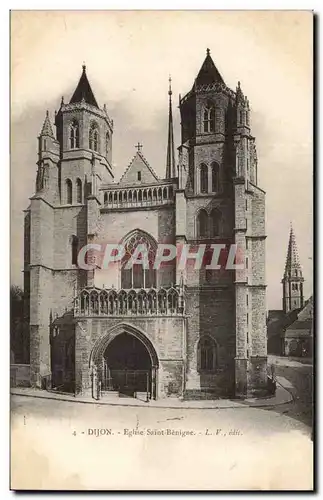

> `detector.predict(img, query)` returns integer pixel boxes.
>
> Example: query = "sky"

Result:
[10,10,313,310]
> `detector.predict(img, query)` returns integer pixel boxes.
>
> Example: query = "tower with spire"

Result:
[25,64,114,387]
[24,51,268,400]
[178,48,266,397]
[54,64,114,198]
[282,224,305,313]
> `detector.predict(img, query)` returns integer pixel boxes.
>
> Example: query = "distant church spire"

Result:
[282,223,305,313]
[166,76,176,179]
[283,223,302,278]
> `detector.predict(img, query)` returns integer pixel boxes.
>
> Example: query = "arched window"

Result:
[200,164,208,193]
[211,162,219,192]
[89,123,99,152]
[203,103,215,133]
[197,209,208,239]
[66,179,72,204]
[71,235,78,265]
[198,336,217,372]
[76,178,82,204]
[210,209,221,238]
[121,231,157,289]
[70,120,80,149]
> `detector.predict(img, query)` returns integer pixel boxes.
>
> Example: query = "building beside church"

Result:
[283,296,313,357]
[267,225,312,357]
[24,49,268,400]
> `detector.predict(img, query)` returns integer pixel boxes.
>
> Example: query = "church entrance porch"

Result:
[102,333,152,398]
[89,324,159,401]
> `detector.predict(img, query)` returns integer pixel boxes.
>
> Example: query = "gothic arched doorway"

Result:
[104,333,152,396]
[90,324,158,400]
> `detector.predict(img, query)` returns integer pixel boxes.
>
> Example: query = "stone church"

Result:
[267,225,312,357]
[24,49,268,400]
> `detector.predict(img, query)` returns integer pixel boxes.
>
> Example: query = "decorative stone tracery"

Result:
[74,286,184,317]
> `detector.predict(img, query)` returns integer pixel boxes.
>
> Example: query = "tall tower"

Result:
[282,224,304,313]
[26,65,114,387]
[178,49,267,397]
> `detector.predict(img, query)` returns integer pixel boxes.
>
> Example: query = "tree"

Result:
[10,285,28,363]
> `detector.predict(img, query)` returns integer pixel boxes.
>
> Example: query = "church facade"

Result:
[24,50,268,400]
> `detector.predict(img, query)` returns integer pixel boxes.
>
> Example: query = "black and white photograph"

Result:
[10,10,313,490]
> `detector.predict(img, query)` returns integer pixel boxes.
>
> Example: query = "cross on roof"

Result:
[135,142,143,152]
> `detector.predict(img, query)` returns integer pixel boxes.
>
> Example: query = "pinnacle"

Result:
[40,110,54,138]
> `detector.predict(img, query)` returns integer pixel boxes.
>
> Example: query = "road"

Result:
[267,355,313,429]
[11,370,313,491]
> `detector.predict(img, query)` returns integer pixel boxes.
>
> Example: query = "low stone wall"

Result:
[10,364,30,388]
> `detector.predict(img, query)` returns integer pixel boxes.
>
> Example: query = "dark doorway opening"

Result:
[102,333,152,397]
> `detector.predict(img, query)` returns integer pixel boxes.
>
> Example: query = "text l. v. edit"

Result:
[86,428,242,437]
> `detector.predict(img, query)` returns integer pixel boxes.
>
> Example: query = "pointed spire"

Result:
[283,223,303,279]
[40,110,54,138]
[236,81,245,106]
[194,48,224,87]
[70,64,99,108]
[166,76,176,179]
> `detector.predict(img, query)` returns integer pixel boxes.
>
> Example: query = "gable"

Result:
[119,152,158,185]
[297,297,313,321]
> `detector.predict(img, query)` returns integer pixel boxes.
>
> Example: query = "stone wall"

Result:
[94,205,176,288]
[75,316,185,398]
[10,364,30,387]
[185,287,235,396]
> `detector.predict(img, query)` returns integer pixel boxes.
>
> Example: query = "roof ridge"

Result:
[118,151,159,184]
[119,153,138,183]
[137,151,159,179]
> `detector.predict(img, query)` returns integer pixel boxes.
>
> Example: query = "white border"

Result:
[4,4,318,498]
